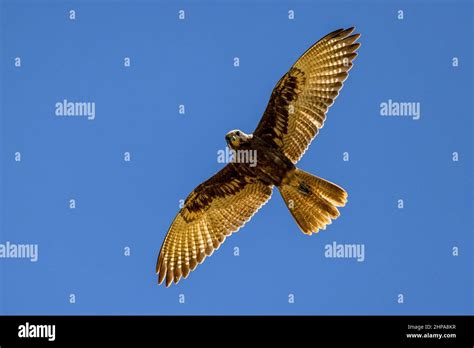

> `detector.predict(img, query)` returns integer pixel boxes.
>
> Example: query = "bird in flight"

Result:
[156,27,360,287]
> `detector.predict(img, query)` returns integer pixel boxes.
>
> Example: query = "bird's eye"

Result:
[236,131,240,136]
[231,136,237,142]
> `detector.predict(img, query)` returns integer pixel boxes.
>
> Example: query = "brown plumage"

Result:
[157,27,360,286]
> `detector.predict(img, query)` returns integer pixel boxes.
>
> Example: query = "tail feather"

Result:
[279,168,347,235]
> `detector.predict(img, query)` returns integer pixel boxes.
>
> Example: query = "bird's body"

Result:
[156,27,361,287]
[226,132,295,187]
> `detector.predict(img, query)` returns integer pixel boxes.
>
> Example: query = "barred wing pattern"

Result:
[156,164,273,287]
[254,27,360,163]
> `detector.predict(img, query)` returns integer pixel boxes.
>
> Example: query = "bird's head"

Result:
[225,129,251,150]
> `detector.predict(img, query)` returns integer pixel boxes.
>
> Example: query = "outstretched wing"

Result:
[254,27,360,163]
[156,164,273,287]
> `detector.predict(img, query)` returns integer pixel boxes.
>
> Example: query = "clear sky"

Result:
[0,0,472,314]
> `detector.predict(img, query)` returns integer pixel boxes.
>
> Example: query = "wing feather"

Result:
[254,27,360,163]
[156,164,273,286]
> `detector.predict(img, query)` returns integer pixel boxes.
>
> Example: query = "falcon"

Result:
[157,27,360,286]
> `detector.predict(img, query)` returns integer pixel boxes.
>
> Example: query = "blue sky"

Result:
[0,0,472,315]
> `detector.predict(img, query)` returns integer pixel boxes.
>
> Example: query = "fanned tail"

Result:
[278,168,347,235]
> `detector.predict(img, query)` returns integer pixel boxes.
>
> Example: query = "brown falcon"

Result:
[156,27,360,287]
